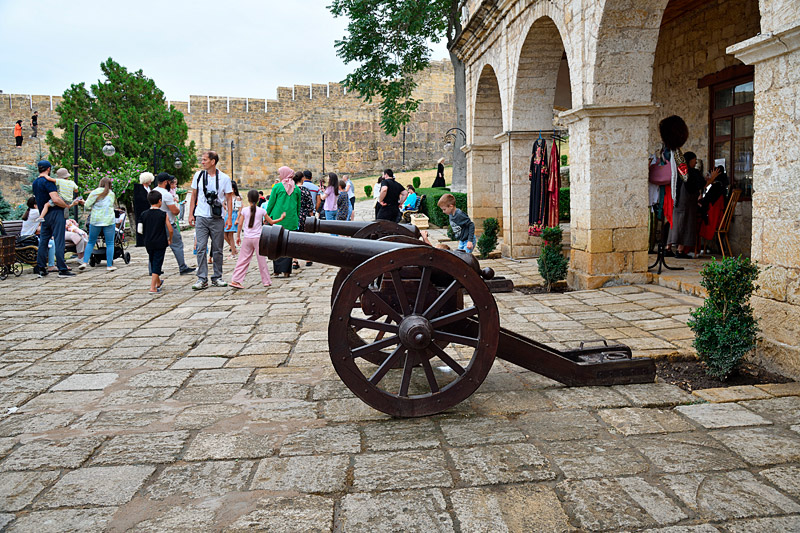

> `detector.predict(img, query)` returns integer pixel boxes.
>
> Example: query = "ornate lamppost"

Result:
[153,143,183,174]
[442,127,466,149]
[73,119,116,218]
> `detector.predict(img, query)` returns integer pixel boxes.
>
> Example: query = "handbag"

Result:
[648,159,671,185]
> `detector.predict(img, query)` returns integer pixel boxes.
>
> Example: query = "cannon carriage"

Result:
[260,221,655,417]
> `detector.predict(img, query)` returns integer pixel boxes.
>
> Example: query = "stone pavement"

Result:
[0,219,799,531]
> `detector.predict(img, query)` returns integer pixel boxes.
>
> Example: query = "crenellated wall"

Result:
[0,61,456,189]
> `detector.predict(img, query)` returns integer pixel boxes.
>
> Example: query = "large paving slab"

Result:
[0,219,797,531]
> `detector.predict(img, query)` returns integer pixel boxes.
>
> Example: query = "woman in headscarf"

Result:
[133,172,154,247]
[265,166,301,277]
[82,177,118,271]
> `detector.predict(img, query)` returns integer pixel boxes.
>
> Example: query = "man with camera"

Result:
[187,151,233,290]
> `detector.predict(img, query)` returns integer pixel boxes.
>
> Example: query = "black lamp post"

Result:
[443,127,466,149]
[153,143,183,174]
[230,140,234,180]
[73,119,116,218]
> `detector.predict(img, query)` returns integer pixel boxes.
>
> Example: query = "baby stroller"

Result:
[88,210,131,267]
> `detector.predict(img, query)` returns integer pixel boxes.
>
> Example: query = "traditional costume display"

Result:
[546,139,561,228]
[527,138,548,236]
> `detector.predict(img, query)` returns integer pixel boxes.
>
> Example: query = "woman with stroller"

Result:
[81,177,118,272]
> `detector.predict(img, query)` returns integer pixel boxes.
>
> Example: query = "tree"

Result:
[45,58,196,185]
[329,0,467,191]
[538,226,568,292]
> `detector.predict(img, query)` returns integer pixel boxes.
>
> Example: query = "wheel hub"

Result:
[398,315,433,350]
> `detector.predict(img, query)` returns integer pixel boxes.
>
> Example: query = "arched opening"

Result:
[505,16,571,258]
[650,0,760,258]
[467,64,504,234]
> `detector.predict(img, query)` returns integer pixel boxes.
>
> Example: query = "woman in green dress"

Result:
[265,166,301,277]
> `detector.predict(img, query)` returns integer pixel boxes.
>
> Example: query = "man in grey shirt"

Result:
[154,172,195,276]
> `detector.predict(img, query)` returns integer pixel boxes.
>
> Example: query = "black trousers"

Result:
[274,256,293,274]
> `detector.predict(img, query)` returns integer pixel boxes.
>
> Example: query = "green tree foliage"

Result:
[329,0,463,136]
[476,217,499,259]
[688,257,760,379]
[45,58,196,183]
[538,226,568,291]
[412,176,421,189]
[0,188,14,220]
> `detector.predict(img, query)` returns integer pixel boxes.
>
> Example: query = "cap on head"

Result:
[55,168,70,179]
[156,172,172,184]
[38,160,52,172]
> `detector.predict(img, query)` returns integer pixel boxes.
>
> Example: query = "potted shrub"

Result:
[477,217,499,259]
[538,226,568,291]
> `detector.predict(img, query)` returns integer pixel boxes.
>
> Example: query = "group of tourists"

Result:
[12,112,38,147]
[21,151,472,295]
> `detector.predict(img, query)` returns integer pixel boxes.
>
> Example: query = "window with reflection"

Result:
[711,76,755,199]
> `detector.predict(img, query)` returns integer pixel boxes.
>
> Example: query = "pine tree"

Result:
[45,58,196,183]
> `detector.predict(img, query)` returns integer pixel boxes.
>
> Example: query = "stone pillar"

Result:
[729,25,800,378]
[559,103,657,289]
[465,143,502,234]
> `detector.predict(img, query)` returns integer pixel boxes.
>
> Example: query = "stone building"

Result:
[0,61,456,188]
[453,0,799,377]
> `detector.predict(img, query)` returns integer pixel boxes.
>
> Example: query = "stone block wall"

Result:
[0,61,456,190]
[651,0,760,257]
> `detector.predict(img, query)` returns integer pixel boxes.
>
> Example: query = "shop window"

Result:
[710,76,754,199]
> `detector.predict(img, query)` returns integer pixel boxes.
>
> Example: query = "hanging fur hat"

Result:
[659,115,689,150]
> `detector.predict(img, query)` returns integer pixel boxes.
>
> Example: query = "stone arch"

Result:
[466,63,504,235]
[511,16,572,131]
[472,63,504,143]
[590,0,669,104]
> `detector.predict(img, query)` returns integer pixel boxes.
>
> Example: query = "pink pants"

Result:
[231,236,271,286]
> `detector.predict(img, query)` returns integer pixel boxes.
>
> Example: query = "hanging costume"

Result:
[528,138,548,236]
[546,139,560,228]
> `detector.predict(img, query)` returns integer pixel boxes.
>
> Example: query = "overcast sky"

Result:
[0,0,450,102]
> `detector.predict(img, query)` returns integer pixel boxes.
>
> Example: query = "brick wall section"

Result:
[0,61,456,190]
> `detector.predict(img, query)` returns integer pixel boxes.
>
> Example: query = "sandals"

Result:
[230,281,245,289]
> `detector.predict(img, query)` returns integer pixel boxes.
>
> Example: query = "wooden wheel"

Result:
[329,247,499,417]
[12,262,23,277]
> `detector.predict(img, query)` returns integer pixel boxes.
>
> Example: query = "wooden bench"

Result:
[0,218,77,265]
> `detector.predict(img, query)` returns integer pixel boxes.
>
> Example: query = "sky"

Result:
[0,0,450,102]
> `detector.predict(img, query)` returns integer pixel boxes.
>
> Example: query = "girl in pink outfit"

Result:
[230,189,285,289]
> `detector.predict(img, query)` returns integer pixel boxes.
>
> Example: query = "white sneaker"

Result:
[78,262,87,271]
[211,279,228,287]
[107,266,117,272]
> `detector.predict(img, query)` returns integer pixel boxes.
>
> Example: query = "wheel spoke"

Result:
[390,270,412,316]
[399,350,415,397]
[430,306,478,329]
[369,291,404,324]
[431,331,479,348]
[368,345,407,385]
[413,266,432,314]
[423,279,461,319]
[427,342,466,375]
[349,317,399,334]
[419,353,440,393]
[351,335,400,359]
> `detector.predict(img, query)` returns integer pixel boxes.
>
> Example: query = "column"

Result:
[559,103,657,289]
[729,26,800,378]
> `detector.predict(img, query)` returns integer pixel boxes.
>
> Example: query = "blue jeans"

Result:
[324,210,337,220]
[37,209,67,272]
[85,224,115,267]
[458,239,475,252]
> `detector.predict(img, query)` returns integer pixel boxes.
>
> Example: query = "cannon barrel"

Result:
[303,217,420,238]
[260,225,420,271]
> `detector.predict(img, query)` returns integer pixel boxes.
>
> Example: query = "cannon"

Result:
[260,225,656,417]
[303,217,421,240]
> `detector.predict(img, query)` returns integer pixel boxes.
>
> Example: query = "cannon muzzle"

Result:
[303,217,420,238]
[260,225,421,270]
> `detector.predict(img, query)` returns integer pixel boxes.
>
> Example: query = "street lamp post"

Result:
[442,127,466,150]
[230,140,234,181]
[153,143,183,174]
[73,119,116,218]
